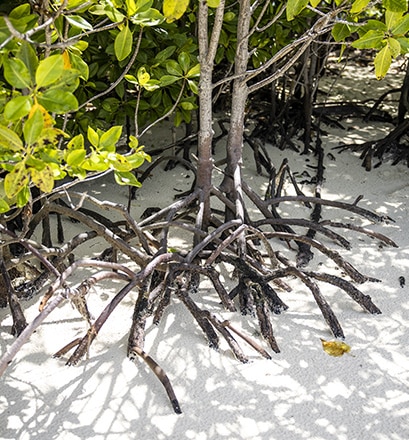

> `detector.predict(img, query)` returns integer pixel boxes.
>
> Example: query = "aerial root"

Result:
[129,346,182,414]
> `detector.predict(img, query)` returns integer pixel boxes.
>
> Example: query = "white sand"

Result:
[1,116,409,440]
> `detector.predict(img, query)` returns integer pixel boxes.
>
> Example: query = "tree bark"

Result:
[196,0,226,237]
[220,0,251,235]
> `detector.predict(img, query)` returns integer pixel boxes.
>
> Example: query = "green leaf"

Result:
[374,45,392,79]
[115,25,133,61]
[350,0,371,14]
[187,79,199,94]
[0,198,10,213]
[65,15,93,30]
[332,23,353,42]
[114,170,142,186]
[165,60,183,76]
[130,8,164,26]
[99,126,123,151]
[16,186,30,207]
[10,4,31,18]
[391,14,409,35]
[382,0,407,12]
[109,153,133,171]
[3,58,32,89]
[178,52,190,74]
[207,0,220,6]
[0,125,24,151]
[352,30,385,49]
[180,101,196,110]
[37,90,78,113]
[125,0,137,16]
[23,109,44,146]
[67,133,84,150]
[385,11,403,30]
[154,46,176,63]
[16,41,38,81]
[66,148,86,166]
[163,0,189,23]
[81,152,109,171]
[30,165,54,193]
[135,0,153,13]
[143,79,161,91]
[36,55,64,88]
[160,75,181,86]
[388,37,401,57]
[397,37,409,53]
[137,66,150,85]
[286,0,308,21]
[186,63,200,78]
[69,52,89,80]
[4,162,29,199]
[125,74,138,84]
[87,126,99,148]
[4,96,32,121]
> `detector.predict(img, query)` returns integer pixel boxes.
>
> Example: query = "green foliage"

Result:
[0,0,407,213]
[0,2,153,213]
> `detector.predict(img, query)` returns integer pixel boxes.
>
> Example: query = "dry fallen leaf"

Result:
[320,338,351,357]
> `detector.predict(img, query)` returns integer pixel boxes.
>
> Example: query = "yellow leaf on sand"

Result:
[320,339,351,357]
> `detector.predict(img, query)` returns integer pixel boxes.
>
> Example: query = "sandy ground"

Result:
[1,76,409,439]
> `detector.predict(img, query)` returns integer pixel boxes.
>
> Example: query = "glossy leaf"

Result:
[114,170,142,186]
[125,0,137,16]
[332,23,353,42]
[69,52,89,80]
[163,0,189,23]
[4,96,32,121]
[374,45,392,79]
[23,109,44,146]
[154,46,176,63]
[207,0,220,6]
[37,90,78,113]
[36,55,64,88]
[165,60,183,76]
[186,63,200,78]
[352,30,385,49]
[383,0,407,12]
[137,66,150,85]
[286,0,309,21]
[0,125,24,152]
[391,14,409,35]
[385,11,403,30]
[130,8,164,26]
[388,37,401,57]
[87,126,99,148]
[99,126,123,151]
[3,58,32,89]
[109,153,133,171]
[65,15,93,30]
[0,198,10,214]
[350,0,371,14]
[160,75,181,86]
[16,186,30,208]
[16,41,38,81]
[115,25,133,61]
[66,148,86,166]
[178,52,190,74]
